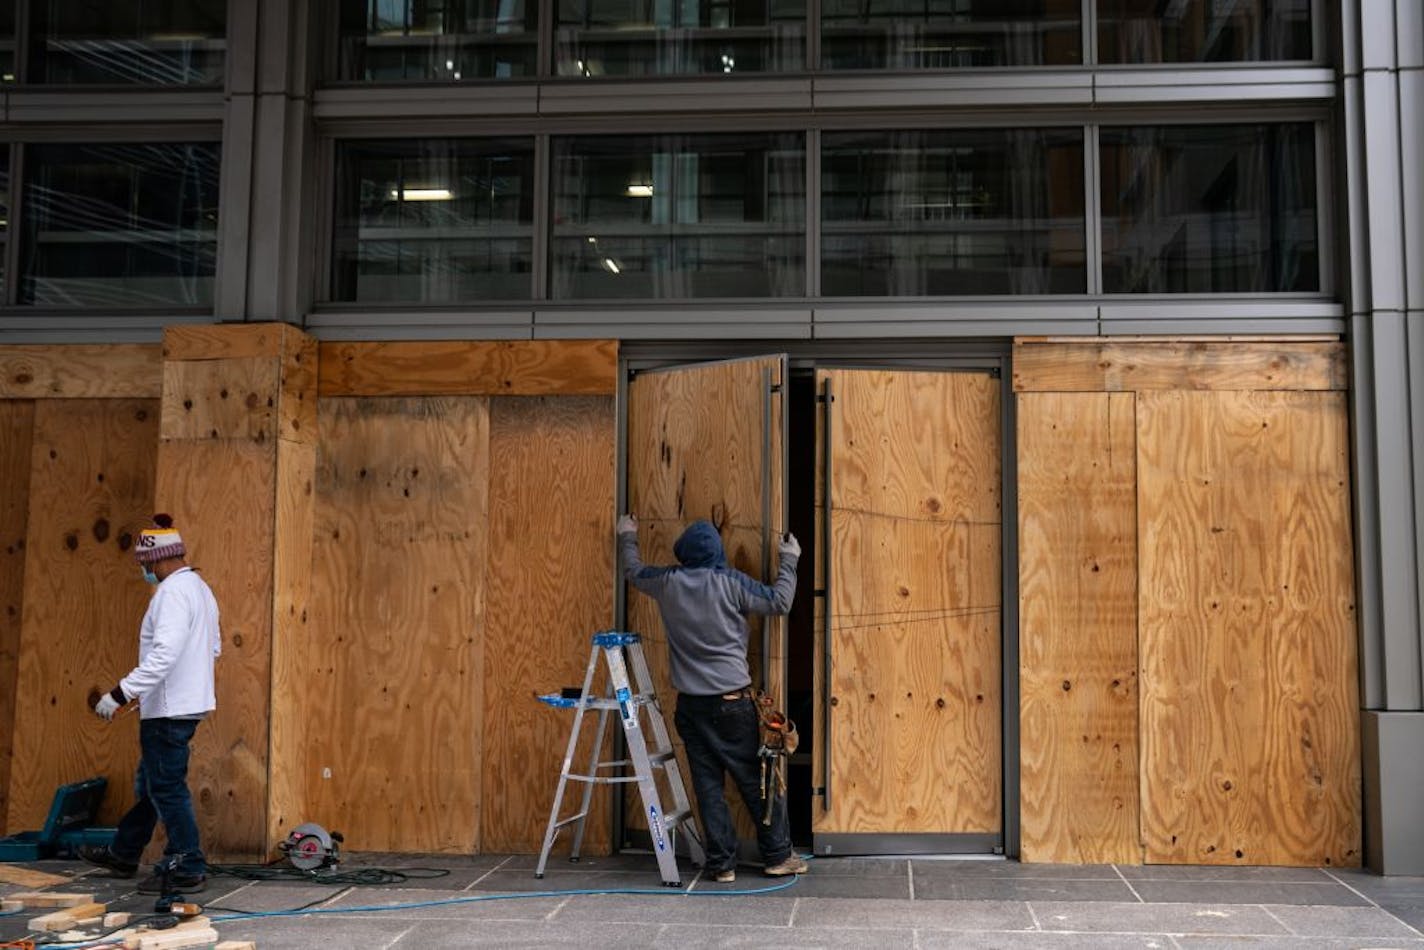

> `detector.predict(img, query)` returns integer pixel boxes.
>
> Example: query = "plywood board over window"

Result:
[1137,390,1360,867]
[0,402,36,835]
[307,397,490,854]
[6,399,159,832]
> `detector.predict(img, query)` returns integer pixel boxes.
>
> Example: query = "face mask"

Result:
[140,565,159,585]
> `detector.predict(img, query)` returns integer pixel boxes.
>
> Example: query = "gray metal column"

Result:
[1343,0,1424,876]
[220,0,319,322]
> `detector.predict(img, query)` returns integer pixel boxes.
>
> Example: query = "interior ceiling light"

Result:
[601,257,622,274]
[625,184,654,198]
[391,188,453,201]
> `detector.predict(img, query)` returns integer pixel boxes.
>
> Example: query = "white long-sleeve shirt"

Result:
[120,566,221,719]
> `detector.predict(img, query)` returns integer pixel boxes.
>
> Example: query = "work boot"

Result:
[713,868,736,883]
[137,872,207,895]
[77,846,138,879]
[763,853,808,876]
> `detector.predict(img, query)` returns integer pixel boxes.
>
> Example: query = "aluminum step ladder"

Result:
[535,631,705,886]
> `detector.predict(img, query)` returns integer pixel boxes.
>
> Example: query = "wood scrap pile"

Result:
[0,892,255,948]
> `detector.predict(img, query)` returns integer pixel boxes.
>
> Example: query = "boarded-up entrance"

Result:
[813,369,1002,853]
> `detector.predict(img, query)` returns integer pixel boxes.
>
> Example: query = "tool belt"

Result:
[753,691,797,825]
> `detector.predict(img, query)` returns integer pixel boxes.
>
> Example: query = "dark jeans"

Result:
[674,692,792,873]
[111,717,206,877]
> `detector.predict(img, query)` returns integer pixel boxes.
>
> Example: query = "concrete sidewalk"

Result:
[4,852,1423,948]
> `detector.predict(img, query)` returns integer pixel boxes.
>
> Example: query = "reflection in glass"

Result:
[555,0,804,77]
[1100,124,1318,293]
[0,150,8,297]
[30,0,225,84]
[337,0,537,81]
[551,133,804,298]
[821,0,1080,70]
[20,143,220,306]
[0,2,14,82]
[1098,0,1311,63]
[821,129,1084,296]
[333,139,535,302]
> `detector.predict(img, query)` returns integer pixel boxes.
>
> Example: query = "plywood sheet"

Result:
[624,357,786,838]
[307,397,489,853]
[0,401,35,834]
[160,357,281,443]
[267,438,316,846]
[816,370,1001,836]
[1012,341,1347,393]
[481,397,615,853]
[155,439,275,860]
[1137,390,1360,867]
[163,323,294,361]
[0,345,162,398]
[6,399,158,832]
[319,340,618,397]
[1018,392,1141,864]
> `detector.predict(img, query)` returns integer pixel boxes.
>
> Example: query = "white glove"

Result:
[778,533,801,559]
[616,514,637,535]
[94,693,121,721]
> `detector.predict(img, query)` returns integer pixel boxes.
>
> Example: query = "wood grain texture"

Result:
[816,370,1001,836]
[155,439,275,860]
[481,396,615,853]
[624,357,785,837]
[0,401,35,834]
[318,340,618,397]
[6,400,158,832]
[1018,392,1141,864]
[160,357,281,443]
[266,438,316,848]
[308,397,489,853]
[163,323,294,361]
[277,330,319,445]
[1012,341,1347,393]
[0,346,163,399]
[1137,390,1360,867]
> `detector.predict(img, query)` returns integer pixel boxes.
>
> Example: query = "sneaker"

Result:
[137,873,207,895]
[77,846,137,879]
[763,854,808,876]
[713,869,736,883]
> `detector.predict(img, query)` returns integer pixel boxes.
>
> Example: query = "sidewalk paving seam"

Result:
[1258,902,1293,934]
[1113,863,1147,903]
[1025,899,1042,930]
[1324,867,1424,938]
[908,860,915,900]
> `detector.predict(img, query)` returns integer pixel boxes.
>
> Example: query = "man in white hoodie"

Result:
[81,514,221,895]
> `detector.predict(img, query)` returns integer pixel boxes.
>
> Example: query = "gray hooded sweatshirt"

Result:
[620,520,798,696]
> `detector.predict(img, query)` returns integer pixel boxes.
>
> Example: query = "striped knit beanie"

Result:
[135,513,186,563]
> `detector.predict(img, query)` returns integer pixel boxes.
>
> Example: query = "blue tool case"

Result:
[0,777,117,861]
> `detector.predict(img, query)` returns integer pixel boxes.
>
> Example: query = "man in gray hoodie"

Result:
[617,515,805,883]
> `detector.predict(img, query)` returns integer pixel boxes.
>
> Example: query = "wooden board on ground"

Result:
[4,891,96,907]
[0,863,69,887]
[155,439,275,861]
[1137,390,1360,867]
[307,396,489,853]
[815,369,1002,837]
[0,400,34,835]
[481,396,615,853]
[30,901,107,931]
[6,399,159,832]
[1017,392,1141,864]
[624,357,786,840]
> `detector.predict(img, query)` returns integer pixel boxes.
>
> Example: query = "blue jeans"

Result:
[674,692,792,873]
[111,718,206,877]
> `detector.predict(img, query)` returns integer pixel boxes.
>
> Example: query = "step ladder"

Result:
[535,631,705,886]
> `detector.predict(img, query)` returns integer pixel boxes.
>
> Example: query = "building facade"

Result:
[0,0,1420,874]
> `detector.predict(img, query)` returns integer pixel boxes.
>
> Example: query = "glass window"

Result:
[551,133,804,298]
[0,149,9,297]
[555,0,804,77]
[821,0,1080,70]
[821,129,1084,296]
[337,0,537,81]
[332,138,535,303]
[20,143,220,306]
[29,0,226,85]
[1098,0,1311,63]
[0,2,14,82]
[1100,124,1319,294]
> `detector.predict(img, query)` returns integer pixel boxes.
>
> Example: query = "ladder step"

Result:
[551,811,588,830]
[661,808,692,828]
[649,749,677,765]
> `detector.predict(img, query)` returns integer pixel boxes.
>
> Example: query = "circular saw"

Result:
[279,822,343,871]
